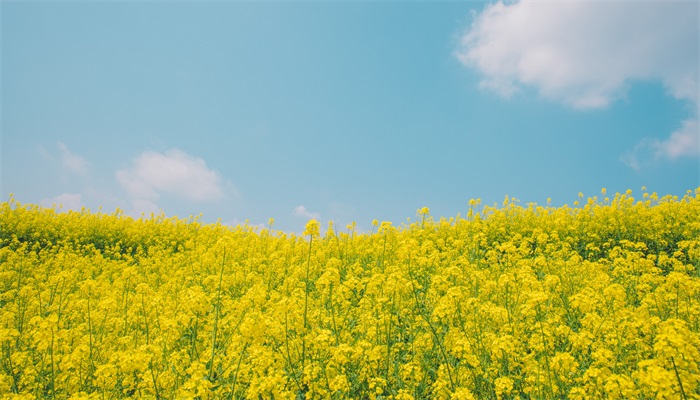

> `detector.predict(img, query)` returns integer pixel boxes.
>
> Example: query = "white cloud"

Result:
[58,142,90,176]
[655,118,700,160]
[620,148,644,172]
[457,0,698,109]
[620,118,699,170]
[40,193,83,211]
[457,0,699,168]
[116,149,225,202]
[292,205,321,220]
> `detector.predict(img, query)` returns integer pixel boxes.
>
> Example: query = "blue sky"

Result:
[2,1,698,233]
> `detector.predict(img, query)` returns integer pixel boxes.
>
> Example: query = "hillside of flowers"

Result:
[1,188,699,399]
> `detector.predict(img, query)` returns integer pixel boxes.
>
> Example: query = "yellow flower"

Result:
[494,376,514,399]
[2,186,700,399]
[303,219,320,237]
[451,387,477,400]
[379,221,392,234]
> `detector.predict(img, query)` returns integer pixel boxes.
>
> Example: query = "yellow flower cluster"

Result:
[1,188,699,399]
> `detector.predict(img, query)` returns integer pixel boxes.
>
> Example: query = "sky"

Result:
[2,0,699,233]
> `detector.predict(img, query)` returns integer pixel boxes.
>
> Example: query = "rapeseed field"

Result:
[1,189,699,399]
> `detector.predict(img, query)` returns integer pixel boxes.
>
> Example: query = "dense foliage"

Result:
[1,189,699,399]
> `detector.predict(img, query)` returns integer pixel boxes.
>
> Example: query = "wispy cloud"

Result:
[116,149,224,202]
[621,119,699,171]
[655,119,700,160]
[457,0,698,167]
[292,205,321,220]
[58,142,90,176]
[40,193,83,211]
[116,149,225,213]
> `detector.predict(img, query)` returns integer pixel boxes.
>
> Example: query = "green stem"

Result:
[671,356,687,400]
[284,313,303,393]
[208,249,227,382]
[407,258,456,392]
[87,295,95,373]
[302,236,313,367]
[50,327,56,400]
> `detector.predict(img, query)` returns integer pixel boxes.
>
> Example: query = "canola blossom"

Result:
[1,189,700,399]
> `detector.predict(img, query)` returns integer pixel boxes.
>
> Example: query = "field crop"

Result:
[1,188,700,399]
